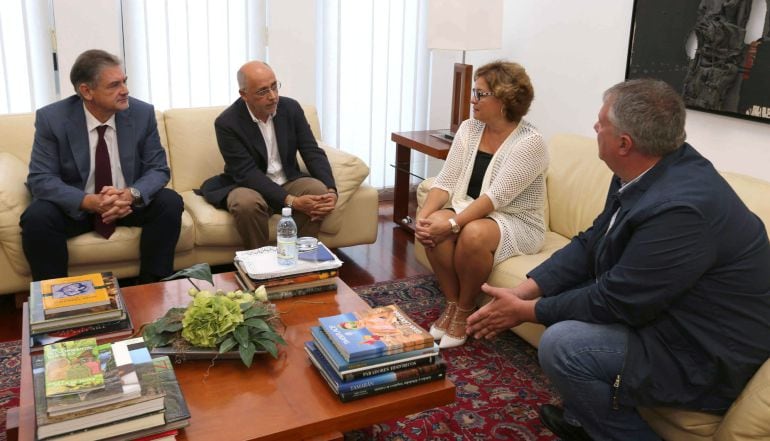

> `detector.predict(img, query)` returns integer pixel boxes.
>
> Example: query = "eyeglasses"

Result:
[255,82,281,98]
[471,88,495,101]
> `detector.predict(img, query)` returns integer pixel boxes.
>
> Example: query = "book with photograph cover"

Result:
[310,326,438,381]
[45,341,141,416]
[33,337,166,440]
[29,272,126,334]
[318,304,434,362]
[306,341,447,402]
[39,273,111,314]
[43,338,105,398]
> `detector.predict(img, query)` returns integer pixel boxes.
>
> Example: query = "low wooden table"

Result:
[16,274,455,441]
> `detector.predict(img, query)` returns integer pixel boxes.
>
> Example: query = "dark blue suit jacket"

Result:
[199,97,335,211]
[531,143,770,409]
[26,95,170,220]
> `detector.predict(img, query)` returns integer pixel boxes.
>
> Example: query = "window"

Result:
[121,0,267,110]
[0,0,56,114]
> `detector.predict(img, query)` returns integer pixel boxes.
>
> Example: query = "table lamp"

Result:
[427,0,503,138]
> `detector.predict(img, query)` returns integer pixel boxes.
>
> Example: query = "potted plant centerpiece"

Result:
[141,264,286,367]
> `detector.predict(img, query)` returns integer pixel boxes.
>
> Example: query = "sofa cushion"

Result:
[299,143,370,235]
[546,134,611,238]
[638,406,720,441]
[0,113,35,165]
[0,153,31,275]
[722,172,770,237]
[714,358,770,440]
[163,106,226,194]
[183,191,243,248]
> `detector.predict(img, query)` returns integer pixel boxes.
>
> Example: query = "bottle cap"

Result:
[282,207,292,216]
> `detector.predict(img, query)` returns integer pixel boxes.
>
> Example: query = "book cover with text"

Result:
[39,273,111,313]
[318,304,434,362]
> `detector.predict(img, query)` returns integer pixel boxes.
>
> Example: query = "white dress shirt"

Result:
[83,104,126,194]
[246,106,287,185]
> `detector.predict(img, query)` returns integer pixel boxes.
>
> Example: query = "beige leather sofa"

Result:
[416,134,770,440]
[0,104,378,296]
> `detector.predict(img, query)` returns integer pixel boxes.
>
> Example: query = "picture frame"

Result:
[625,0,770,124]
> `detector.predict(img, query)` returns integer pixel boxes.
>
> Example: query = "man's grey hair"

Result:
[603,79,686,157]
[70,49,122,98]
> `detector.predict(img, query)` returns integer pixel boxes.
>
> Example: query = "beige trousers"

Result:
[226,177,327,250]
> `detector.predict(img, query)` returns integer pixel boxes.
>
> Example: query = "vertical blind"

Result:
[0,0,56,114]
[121,0,267,110]
[319,0,431,188]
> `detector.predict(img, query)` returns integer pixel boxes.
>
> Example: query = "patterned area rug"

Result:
[345,275,560,441]
[0,340,21,441]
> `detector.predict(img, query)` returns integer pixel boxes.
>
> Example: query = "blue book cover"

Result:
[317,304,434,362]
[305,341,446,395]
[310,326,438,377]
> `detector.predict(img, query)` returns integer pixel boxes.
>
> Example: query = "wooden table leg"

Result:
[393,142,414,234]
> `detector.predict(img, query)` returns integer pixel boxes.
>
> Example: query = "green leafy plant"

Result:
[141,264,285,367]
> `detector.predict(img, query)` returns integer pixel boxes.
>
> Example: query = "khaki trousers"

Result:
[227,177,327,250]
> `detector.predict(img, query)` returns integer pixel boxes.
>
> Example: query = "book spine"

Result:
[267,283,336,300]
[262,269,339,288]
[338,369,446,402]
[338,361,446,394]
[341,355,437,382]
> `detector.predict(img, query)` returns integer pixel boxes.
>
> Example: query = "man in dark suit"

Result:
[466,79,770,440]
[199,61,337,249]
[20,49,183,283]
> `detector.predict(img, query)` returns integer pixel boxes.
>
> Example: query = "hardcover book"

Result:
[45,341,141,416]
[30,272,126,334]
[68,356,190,441]
[318,304,434,362]
[306,341,447,402]
[43,338,105,397]
[310,326,438,381]
[32,313,134,350]
[33,337,166,440]
[39,273,112,314]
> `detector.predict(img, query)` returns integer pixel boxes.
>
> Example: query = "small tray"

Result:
[150,345,264,360]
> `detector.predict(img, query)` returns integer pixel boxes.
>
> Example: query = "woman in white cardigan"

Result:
[415,61,549,348]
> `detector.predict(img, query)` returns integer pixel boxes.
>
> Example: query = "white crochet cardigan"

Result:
[431,118,549,264]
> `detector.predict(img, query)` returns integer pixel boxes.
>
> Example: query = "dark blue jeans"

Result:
[538,320,661,441]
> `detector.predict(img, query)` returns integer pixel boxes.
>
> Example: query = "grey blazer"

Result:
[26,95,170,220]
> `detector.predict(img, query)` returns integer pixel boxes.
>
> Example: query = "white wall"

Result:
[430,0,770,181]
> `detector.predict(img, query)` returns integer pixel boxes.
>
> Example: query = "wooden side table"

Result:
[391,131,451,234]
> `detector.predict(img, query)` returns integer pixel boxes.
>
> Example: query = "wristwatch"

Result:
[448,217,460,234]
[129,187,143,207]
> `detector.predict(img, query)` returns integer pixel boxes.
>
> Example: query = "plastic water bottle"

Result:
[276,207,298,266]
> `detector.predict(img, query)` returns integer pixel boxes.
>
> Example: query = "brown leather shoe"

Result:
[539,404,593,441]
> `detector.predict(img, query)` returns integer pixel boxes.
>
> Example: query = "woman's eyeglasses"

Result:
[471,88,494,101]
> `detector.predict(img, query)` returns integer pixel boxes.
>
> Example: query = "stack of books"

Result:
[31,336,190,441]
[233,242,344,300]
[28,272,133,350]
[306,304,446,402]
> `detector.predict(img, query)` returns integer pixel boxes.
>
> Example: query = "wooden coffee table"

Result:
[16,274,455,440]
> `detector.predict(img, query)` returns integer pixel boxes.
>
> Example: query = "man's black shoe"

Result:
[539,404,593,441]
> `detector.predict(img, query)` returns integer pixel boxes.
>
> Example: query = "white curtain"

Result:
[121,0,267,110]
[0,0,56,114]
[318,0,431,189]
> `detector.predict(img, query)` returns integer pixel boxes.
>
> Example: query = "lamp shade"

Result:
[427,0,503,51]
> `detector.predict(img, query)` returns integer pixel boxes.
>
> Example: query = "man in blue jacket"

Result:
[20,49,183,283]
[466,79,770,440]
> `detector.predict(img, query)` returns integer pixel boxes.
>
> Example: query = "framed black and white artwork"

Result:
[626,0,770,123]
